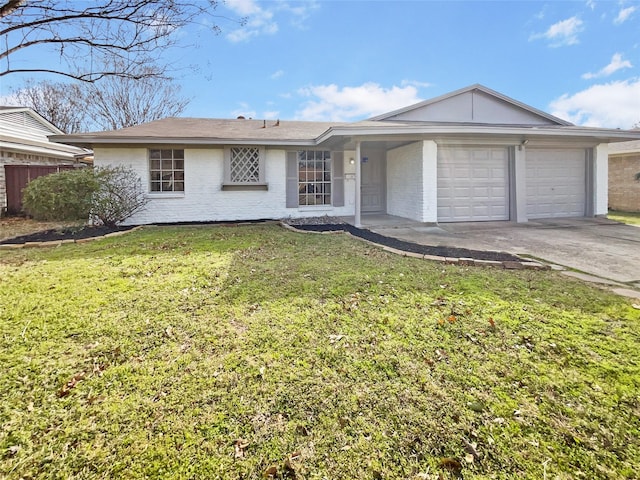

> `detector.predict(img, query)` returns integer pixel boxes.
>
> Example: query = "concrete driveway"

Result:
[361,216,640,290]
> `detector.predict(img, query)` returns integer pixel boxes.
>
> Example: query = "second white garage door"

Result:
[438,147,509,222]
[526,149,586,219]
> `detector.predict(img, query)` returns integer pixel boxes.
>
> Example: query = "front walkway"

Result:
[342,214,640,295]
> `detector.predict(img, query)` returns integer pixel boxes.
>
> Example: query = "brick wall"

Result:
[608,154,640,212]
[93,147,354,225]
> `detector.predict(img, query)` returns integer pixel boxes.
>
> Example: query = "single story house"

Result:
[608,139,640,212]
[52,84,640,226]
[1,106,91,215]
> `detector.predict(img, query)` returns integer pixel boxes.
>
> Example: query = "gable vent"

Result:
[0,111,55,135]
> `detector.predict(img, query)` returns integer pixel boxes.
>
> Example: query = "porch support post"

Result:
[354,140,362,227]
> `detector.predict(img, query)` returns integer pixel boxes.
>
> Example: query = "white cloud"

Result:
[586,0,596,11]
[225,0,278,42]
[582,53,633,79]
[401,79,433,88]
[231,102,256,119]
[263,110,279,119]
[614,6,636,24]
[224,0,319,42]
[270,70,284,80]
[549,79,640,128]
[295,82,422,121]
[277,1,320,29]
[530,16,584,47]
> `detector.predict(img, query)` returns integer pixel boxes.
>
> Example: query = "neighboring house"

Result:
[608,139,640,212]
[0,107,91,215]
[52,85,640,226]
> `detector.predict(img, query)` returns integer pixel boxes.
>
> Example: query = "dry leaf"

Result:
[289,451,301,461]
[439,457,462,473]
[234,439,250,458]
[462,437,480,461]
[58,371,86,397]
[164,326,174,338]
[447,315,456,323]
[488,317,496,328]
[263,465,278,478]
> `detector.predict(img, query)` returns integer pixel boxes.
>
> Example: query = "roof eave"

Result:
[316,124,640,144]
[48,135,319,148]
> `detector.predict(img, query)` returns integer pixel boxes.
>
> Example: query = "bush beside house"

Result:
[22,166,147,225]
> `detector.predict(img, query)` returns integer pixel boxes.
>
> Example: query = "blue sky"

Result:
[2,0,640,128]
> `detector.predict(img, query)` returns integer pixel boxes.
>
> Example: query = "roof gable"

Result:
[370,84,572,126]
[0,107,65,139]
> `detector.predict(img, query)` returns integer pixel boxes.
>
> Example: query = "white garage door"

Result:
[526,149,586,219]
[438,147,509,222]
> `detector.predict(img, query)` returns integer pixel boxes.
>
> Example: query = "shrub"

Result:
[91,165,148,227]
[22,168,98,221]
[21,165,148,227]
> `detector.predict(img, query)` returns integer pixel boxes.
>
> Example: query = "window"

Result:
[149,149,184,192]
[223,146,266,189]
[298,150,331,206]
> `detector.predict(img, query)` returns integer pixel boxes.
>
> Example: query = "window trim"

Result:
[148,148,185,194]
[223,146,268,190]
[296,150,332,207]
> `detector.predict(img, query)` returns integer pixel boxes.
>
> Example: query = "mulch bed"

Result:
[292,223,521,262]
[0,225,135,245]
[1,219,522,263]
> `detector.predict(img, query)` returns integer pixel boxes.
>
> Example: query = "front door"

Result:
[361,147,386,212]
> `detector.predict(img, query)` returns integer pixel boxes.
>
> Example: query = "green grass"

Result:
[1,224,639,479]
[608,210,640,226]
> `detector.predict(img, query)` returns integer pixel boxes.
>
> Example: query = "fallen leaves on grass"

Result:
[57,371,86,398]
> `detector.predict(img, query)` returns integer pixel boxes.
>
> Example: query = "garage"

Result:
[437,147,510,222]
[526,148,586,219]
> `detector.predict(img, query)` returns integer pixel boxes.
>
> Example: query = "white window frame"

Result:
[223,146,267,190]
[148,148,185,194]
[297,150,332,206]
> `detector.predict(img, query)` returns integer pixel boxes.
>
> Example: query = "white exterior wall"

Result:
[94,146,354,225]
[594,143,608,216]
[421,141,438,222]
[386,142,425,221]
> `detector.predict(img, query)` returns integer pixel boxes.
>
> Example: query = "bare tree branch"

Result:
[0,0,236,82]
[13,65,190,133]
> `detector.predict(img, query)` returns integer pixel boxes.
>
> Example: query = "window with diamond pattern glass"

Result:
[230,147,260,183]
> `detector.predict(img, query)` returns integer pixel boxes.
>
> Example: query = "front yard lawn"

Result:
[608,210,640,226]
[1,224,638,479]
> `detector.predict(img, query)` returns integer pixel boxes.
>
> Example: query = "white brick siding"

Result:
[94,147,355,225]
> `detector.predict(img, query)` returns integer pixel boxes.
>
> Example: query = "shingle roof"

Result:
[76,117,346,142]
